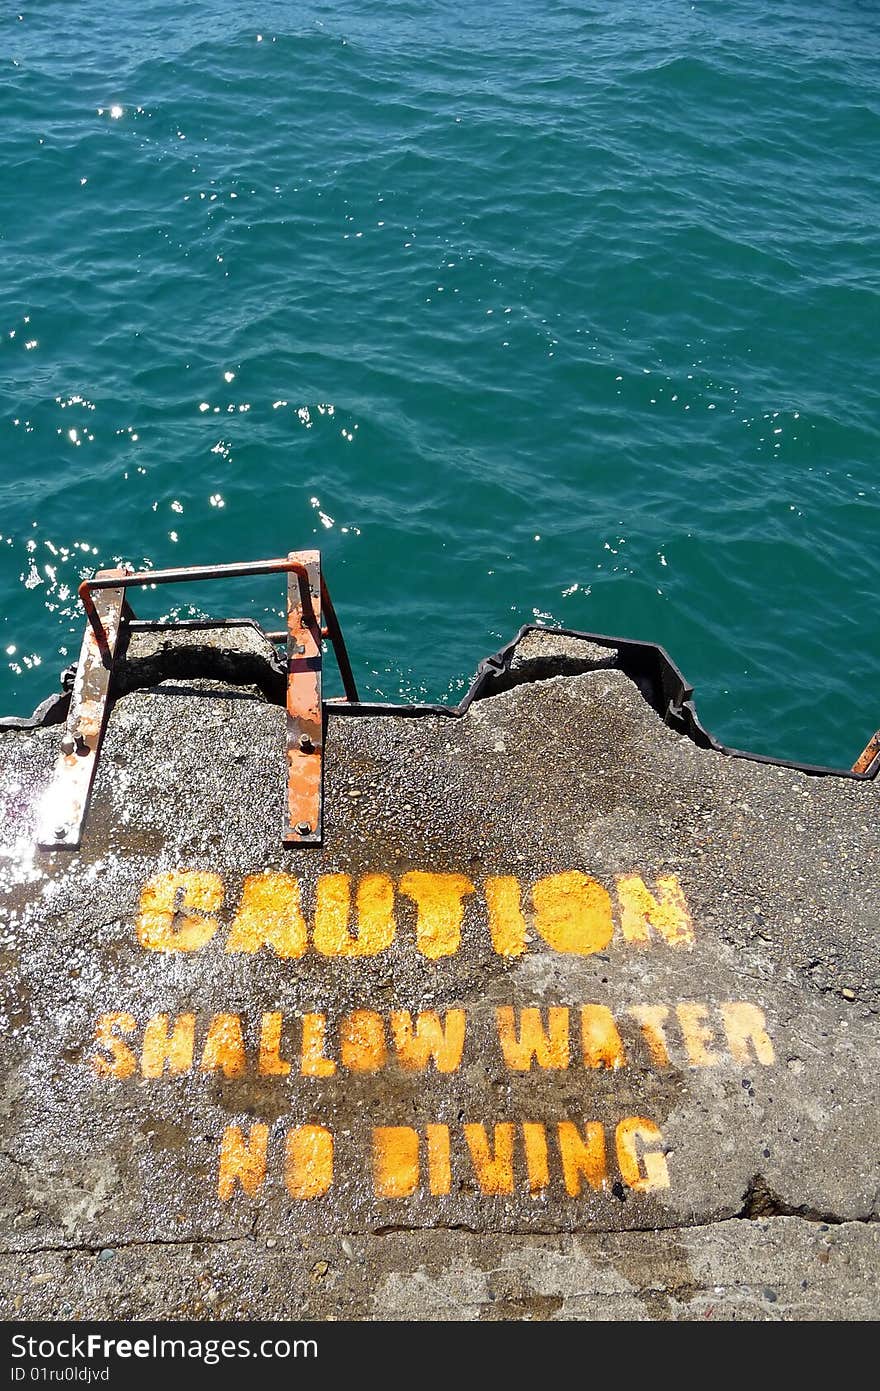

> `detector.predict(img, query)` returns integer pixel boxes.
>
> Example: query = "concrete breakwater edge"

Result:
[0,625,878,1320]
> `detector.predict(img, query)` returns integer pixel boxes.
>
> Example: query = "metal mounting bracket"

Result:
[285,550,323,846]
[36,550,357,851]
[852,728,880,777]
[36,568,128,849]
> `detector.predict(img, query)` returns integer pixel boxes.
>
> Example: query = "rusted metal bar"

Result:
[37,569,128,849]
[267,627,331,641]
[320,574,359,704]
[79,557,316,659]
[284,551,323,846]
[77,582,115,665]
[852,729,880,776]
[83,557,312,589]
[51,551,355,851]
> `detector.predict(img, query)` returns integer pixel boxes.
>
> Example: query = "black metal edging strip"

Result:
[3,619,877,783]
[319,623,879,782]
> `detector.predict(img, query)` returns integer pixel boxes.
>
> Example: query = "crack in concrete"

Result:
[3,1193,875,1259]
[735,1174,878,1226]
[2,1209,877,1263]
[0,1233,257,1258]
[1,1210,264,1259]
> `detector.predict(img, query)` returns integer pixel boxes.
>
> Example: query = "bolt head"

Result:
[299,733,313,752]
[60,734,76,756]
[296,821,311,836]
[54,825,67,839]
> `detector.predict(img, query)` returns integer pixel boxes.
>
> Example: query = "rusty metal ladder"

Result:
[36,551,357,851]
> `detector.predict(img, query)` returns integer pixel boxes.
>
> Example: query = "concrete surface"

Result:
[0,626,877,1321]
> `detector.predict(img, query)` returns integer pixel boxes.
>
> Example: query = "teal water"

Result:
[2,1,878,766]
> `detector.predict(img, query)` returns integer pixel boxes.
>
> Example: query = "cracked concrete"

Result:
[2,1219,876,1321]
[0,626,878,1320]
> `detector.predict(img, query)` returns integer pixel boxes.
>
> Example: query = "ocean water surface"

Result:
[1,0,878,765]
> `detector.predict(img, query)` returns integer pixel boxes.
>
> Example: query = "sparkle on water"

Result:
[1,0,878,767]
